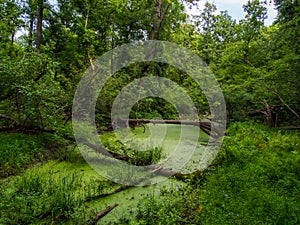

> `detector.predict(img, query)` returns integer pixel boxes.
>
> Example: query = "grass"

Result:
[0,167,83,224]
[0,124,207,224]
[195,122,300,224]
[116,122,300,224]
[0,122,299,224]
[0,159,119,224]
[0,133,44,177]
[0,132,59,177]
[0,132,85,178]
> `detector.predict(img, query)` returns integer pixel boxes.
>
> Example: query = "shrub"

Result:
[121,122,300,224]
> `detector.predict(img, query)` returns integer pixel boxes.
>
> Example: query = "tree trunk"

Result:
[29,12,34,47]
[263,99,274,127]
[118,118,212,136]
[149,0,170,40]
[36,1,44,54]
[11,31,15,45]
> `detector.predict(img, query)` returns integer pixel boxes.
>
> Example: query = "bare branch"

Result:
[0,114,20,125]
[273,90,300,120]
[92,204,119,225]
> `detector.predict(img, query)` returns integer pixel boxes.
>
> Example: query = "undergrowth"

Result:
[0,132,72,177]
[101,132,165,165]
[1,122,299,224]
[117,122,300,224]
[0,164,115,224]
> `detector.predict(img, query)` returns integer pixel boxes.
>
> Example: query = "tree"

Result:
[238,0,267,63]
[274,0,300,22]
[0,0,23,54]
[193,2,217,65]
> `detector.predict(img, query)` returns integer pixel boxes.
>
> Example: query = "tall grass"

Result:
[0,132,80,177]
[0,133,45,177]
[117,122,300,224]
[0,166,108,224]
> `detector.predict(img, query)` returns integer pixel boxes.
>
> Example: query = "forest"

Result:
[0,0,299,224]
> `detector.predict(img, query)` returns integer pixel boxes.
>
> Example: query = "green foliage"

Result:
[214,18,299,123]
[274,0,300,22]
[0,163,112,224]
[131,146,165,165]
[100,131,165,165]
[0,0,23,48]
[114,184,202,225]
[0,0,298,131]
[0,133,52,177]
[197,123,300,224]
[0,53,71,133]
[121,123,300,224]
[0,132,76,177]
[0,133,43,177]
[0,170,83,224]
[0,0,300,224]
[134,188,201,225]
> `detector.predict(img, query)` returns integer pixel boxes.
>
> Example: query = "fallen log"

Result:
[0,124,56,134]
[78,137,203,181]
[281,126,300,130]
[85,185,128,202]
[117,119,212,136]
[92,203,119,225]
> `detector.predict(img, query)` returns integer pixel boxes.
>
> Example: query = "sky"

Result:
[188,0,278,26]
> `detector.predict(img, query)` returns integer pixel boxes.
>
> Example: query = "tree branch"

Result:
[0,114,20,125]
[275,91,300,120]
[149,0,170,40]
[92,204,119,225]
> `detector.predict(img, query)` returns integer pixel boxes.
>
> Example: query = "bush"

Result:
[196,122,300,224]
[0,166,104,224]
[0,133,45,177]
[0,132,74,177]
[122,122,300,224]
